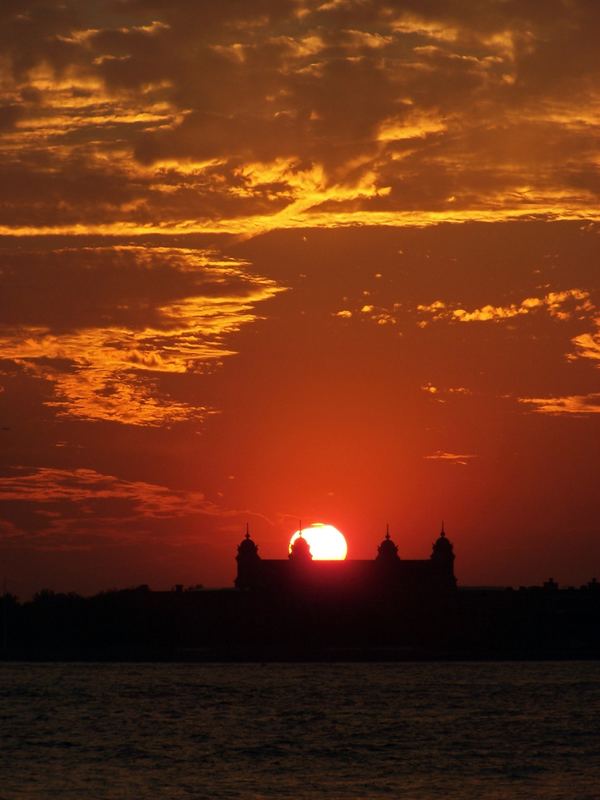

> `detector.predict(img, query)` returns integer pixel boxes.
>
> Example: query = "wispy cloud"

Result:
[0,466,223,546]
[421,383,472,399]
[424,451,478,465]
[519,393,600,415]
[0,467,216,518]
[0,246,283,425]
[418,289,594,324]
[571,322,600,365]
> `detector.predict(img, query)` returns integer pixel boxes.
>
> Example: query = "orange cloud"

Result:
[0,466,226,547]
[0,246,283,425]
[421,383,471,399]
[424,451,478,465]
[418,289,594,324]
[0,467,217,519]
[519,394,600,415]
[571,323,600,365]
[1,1,600,235]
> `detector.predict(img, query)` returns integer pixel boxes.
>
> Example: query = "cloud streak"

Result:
[519,393,600,415]
[0,246,283,425]
[417,289,594,324]
[424,451,478,466]
[0,466,224,549]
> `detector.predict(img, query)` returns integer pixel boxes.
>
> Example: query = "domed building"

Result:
[235,523,456,596]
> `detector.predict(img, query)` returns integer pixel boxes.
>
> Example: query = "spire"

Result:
[376,525,399,562]
[440,520,445,537]
[245,522,250,540]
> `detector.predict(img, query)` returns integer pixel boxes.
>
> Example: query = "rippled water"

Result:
[1,662,599,799]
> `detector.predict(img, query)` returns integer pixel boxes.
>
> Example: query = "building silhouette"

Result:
[2,520,599,661]
[235,523,456,597]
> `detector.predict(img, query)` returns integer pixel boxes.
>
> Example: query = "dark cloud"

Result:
[0,105,24,131]
[1,0,599,228]
[0,246,259,330]
[0,156,292,227]
[0,1,86,79]
[0,244,282,426]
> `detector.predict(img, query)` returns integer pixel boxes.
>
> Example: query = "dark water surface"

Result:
[1,662,599,799]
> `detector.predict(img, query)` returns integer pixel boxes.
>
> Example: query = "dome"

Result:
[237,527,259,558]
[376,526,400,561]
[431,523,454,561]
[289,533,313,561]
[434,533,452,550]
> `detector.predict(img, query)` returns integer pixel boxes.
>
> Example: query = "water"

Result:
[1,662,599,799]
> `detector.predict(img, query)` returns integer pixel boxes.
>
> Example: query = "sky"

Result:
[0,0,599,597]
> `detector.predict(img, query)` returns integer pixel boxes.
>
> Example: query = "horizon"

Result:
[5,519,598,600]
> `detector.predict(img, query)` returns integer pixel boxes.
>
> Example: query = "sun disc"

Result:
[289,523,348,560]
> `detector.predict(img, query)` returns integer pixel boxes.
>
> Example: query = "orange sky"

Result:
[0,0,598,596]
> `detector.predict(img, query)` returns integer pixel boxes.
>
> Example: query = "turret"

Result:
[430,521,456,588]
[289,531,313,562]
[376,524,400,562]
[235,524,261,589]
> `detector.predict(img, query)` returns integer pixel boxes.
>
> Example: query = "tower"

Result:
[235,524,261,589]
[376,524,400,563]
[430,521,456,588]
[289,531,313,562]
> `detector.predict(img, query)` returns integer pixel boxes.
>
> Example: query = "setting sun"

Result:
[289,524,348,560]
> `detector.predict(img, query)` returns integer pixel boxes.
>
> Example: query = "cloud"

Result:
[0,245,283,425]
[0,466,216,518]
[0,466,223,546]
[421,383,471,399]
[571,322,600,365]
[519,393,600,415]
[424,450,478,465]
[332,285,596,337]
[1,1,600,234]
[418,289,594,324]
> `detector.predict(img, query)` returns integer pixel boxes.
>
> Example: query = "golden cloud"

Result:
[0,246,284,426]
[424,451,478,465]
[1,1,600,235]
[421,383,472,399]
[571,323,600,365]
[418,289,594,324]
[519,394,600,415]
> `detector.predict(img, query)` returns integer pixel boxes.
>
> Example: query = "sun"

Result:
[289,523,348,560]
